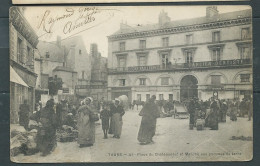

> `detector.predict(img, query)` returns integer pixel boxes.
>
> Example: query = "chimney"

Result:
[206,6,219,18]
[159,10,171,26]
[56,36,61,47]
[120,21,133,30]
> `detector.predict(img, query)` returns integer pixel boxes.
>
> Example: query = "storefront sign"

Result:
[10,7,39,47]
[110,59,251,74]
[186,59,251,68]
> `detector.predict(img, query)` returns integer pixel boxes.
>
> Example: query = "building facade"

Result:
[107,7,252,102]
[37,36,91,99]
[75,43,108,100]
[10,7,39,123]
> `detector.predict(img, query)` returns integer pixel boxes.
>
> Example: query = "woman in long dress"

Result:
[230,100,238,121]
[137,95,160,145]
[110,98,125,139]
[209,98,220,130]
[36,99,57,156]
[77,97,97,147]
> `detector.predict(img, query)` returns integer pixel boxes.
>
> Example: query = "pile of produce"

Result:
[10,125,38,156]
[56,125,78,142]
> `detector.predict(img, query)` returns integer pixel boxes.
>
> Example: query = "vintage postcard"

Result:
[10,6,253,162]
[12,0,249,4]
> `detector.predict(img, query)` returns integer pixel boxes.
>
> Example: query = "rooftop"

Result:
[53,66,77,73]
[109,9,251,37]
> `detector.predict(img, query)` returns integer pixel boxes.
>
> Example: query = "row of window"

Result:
[118,74,250,86]
[17,37,34,66]
[117,44,251,68]
[118,27,250,51]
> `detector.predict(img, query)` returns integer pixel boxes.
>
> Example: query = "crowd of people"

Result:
[16,95,252,156]
[186,97,253,130]
[17,97,126,156]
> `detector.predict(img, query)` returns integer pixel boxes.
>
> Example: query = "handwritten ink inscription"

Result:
[37,7,113,37]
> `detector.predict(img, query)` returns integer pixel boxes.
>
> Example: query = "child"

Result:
[100,104,110,139]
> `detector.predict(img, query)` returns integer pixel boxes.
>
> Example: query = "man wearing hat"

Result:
[109,98,125,139]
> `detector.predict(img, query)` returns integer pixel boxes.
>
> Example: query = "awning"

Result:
[10,66,29,87]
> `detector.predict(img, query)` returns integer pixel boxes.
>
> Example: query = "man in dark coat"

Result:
[35,99,58,156]
[19,100,30,130]
[137,95,160,145]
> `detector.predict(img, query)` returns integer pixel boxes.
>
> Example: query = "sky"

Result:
[23,6,251,57]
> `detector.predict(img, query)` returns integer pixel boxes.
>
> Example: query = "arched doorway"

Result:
[180,75,198,101]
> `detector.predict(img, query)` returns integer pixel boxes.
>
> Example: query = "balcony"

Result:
[108,59,252,74]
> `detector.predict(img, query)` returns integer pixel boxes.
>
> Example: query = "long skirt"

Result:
[77,114,95,145]
[208,111,218,130]
[111,113,123,137]
[230,108,237,121]
[36,127,56,154]
[137,116,156,143]
[222,111,227,122]
[101,118,110,130]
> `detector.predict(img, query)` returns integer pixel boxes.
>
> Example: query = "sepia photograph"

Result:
[9,5,253,162]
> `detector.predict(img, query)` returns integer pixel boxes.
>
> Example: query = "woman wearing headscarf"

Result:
[77,97,98,147]
[110,98,125,139]
[35,99,57,156]
[137,95,160,145]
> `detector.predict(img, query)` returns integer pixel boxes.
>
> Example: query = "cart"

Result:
[174,102,189,119]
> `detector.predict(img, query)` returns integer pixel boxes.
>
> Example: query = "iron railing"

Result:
[108,59,252,74]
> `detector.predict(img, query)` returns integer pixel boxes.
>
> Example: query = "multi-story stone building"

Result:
[75,43,108,100]
[10,7,39,123]
[107,7,252,102]
[37,36,90,98]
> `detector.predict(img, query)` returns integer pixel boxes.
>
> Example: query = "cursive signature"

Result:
[63,7,98,34]
[38,8,75,34]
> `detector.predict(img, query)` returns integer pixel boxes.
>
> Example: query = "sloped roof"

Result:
[37,41,64,63]
[53,66,77,73]
[61,36,83,54]
[37,36,85,63]
[111,9,251,36]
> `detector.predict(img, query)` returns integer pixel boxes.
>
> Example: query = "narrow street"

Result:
[14,108,253,163]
